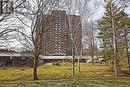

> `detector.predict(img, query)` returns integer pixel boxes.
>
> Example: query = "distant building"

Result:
[0,51,101,66]
[38,10,82,56]
[0,52,33,67]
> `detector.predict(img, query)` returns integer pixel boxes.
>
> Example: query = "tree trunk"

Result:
[33,55,39,80]
[113,32,120,77]
[72,55,75,76]
[72,43,75,76]
[111,3,120,77]
[91,53,94,65]
[126,47,130,73]
[127,51,130,73]
[95,49,99,63]
[124,28,130,73]
[78,57,80,75]
[78,45,83,75]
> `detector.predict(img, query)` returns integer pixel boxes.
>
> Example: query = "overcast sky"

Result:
[92,0,130,20]
[1,0,130,51]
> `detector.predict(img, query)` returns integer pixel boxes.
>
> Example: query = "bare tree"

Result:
[65,0,101,75]
[13,0,101,78]
[0,0,27,49]
[14,0,68,80]
[83,20,99,65]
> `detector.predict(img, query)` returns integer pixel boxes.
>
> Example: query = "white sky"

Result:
[0,0,130,51]
[92,0,130,20]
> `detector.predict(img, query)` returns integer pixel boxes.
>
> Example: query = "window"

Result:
[58,39,60,41]
[55,36,58,38]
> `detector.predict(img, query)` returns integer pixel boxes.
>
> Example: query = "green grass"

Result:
[0,63,130,87]
[1,77,130,87]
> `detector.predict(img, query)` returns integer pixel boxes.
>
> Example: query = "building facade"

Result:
[39,10,82,56]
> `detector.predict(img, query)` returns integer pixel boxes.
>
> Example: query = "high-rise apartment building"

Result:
[40,10,82,56]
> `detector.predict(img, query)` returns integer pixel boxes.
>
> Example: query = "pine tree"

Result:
[97,0,129,77]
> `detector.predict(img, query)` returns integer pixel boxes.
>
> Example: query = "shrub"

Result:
[52,61,61,66]
[52,62,55,65]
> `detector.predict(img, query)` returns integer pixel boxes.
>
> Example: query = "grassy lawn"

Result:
[0,63,130,87]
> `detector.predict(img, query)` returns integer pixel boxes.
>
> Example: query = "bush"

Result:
[52,61,61,66]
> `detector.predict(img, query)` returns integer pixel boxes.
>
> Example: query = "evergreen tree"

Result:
[97,0,129,77]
